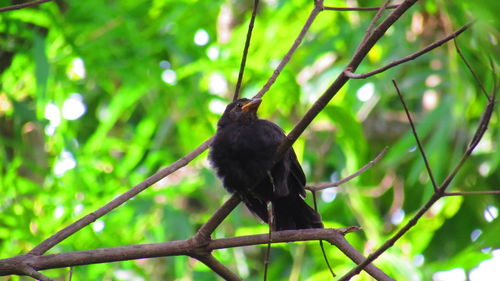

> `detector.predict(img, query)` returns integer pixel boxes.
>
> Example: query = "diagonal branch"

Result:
[30,137,213,256]
[0,0,52,12]
[444,190,500,196]
[453,38,490,100]
[307,147,388,191]
[345,23,472,79]
[195,254,242,281]
[20,265,54,281]
[393,80,439,192]
[254,0,323,98]
[195,194,241,240]
[323,4,400,11]
[358,0,393,51]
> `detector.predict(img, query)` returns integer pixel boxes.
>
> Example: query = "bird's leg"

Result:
[267,201,275,230]
[263,202,274,280]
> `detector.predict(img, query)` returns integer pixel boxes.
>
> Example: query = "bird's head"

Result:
[218,98,262,127]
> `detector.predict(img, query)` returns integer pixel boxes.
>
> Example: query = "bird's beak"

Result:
[241,98,262,113]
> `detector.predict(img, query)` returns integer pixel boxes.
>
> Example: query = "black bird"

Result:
[209,98,323,230]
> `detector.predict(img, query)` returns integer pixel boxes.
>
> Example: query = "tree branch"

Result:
[195,254,242,281]
[393,80,439,192]
[454,38,490,100]
[2,228,393,281]
[323,4,400,12]
[359,0,393,51]
[195,194,241,240]
[307,147,388,191]
[254,0,323,98]
[29,137,213,256]
[0,0,52,12]
[444,190,500,196]
[345,23,472,79]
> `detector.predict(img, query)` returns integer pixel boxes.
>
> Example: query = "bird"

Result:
[208,98,323,230]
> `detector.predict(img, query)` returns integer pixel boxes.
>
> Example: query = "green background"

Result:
[0,0,499,280]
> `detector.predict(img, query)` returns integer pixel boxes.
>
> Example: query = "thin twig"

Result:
[345,23,472,79]
[312,191,336,277]
[453,38,490,100]
[254,1,323,98]
[30,137,213,255]
[323,4,400,11]
[393,80,439,192]
[233,0,260,101]
[307,147,388,191]
[365,0,392,42]
[353,0,392,55]
[444,190,500,196]
[0,0,52,12]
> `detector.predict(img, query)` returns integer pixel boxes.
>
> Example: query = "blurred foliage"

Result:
[0,0,499,280]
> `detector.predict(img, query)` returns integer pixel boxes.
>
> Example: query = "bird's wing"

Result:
[288,148,307,197]
[261,120,307,198]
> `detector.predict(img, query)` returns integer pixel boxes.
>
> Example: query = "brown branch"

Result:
[338,193,441,281]
[233,0,260,101]
[1,228,393,281]
[323,4,400,11]
[21,265,54,281]
[393,80,439,192]
[444,190,500,196]
[0,0,52,12]
[345,23,472,79]
[363,0,393,43]
[307,147,388,191]
[195,255,242,281]
[195,194,241,240]
[254,0,323,98]
[29,137,213,256]
[352,0,393,56]
[454,38,490,100]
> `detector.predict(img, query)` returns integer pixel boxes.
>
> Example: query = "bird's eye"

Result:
[236,103,243,108]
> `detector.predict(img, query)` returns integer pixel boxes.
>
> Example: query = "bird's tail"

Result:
[272,195,323,230]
